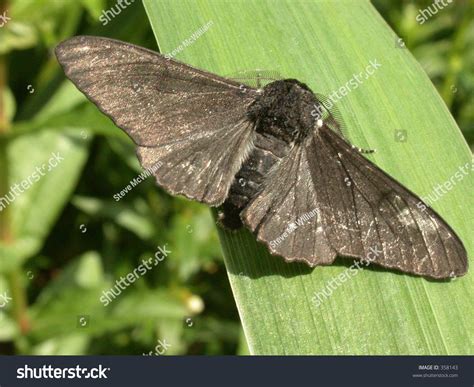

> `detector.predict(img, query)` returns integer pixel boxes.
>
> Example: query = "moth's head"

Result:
[248,79,319,143]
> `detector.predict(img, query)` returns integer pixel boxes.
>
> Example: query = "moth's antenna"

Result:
[226,69,282,89]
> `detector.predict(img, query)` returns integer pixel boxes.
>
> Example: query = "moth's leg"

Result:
[327,120,377,154]
[327,116,376,154]
[217,201,243,231]
[256,72,262,89]
[351,144,376,154]
[314,93,376,154]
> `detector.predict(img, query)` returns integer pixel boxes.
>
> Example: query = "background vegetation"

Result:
[0,0,472,355]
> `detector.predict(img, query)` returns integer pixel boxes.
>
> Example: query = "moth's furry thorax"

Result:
[247,79,318,144]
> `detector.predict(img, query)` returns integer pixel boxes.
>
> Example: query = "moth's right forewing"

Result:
[310,125,468,279]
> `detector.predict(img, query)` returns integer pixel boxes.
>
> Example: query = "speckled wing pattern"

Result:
[243,122,467,279]
[311,125,467,278]
[55,36,257,205]
[241,143,336,266]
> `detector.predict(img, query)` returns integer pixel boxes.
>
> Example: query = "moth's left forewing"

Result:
[56,35,259,206]
[137,117,257,206]
[310,125,468,279]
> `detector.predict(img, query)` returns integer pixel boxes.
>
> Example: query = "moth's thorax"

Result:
[248,79,317,144]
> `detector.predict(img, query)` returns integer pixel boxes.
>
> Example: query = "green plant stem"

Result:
[8,270,30,334]
[0,57,11,239]
[0,51,30,335]
[441,6,470,107]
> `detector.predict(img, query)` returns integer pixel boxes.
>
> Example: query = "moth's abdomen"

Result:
[221,131,292,229]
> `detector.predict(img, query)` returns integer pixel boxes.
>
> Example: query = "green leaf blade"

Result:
[143,0,473,355]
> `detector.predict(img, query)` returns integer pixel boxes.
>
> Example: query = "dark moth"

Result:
[55,36,468,279]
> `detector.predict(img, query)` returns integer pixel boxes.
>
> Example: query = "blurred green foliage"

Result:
[0,0,472,355]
